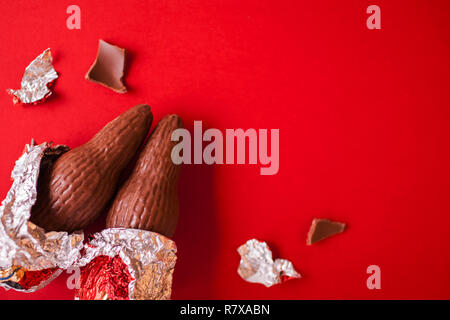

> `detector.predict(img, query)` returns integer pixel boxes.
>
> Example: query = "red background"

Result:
[0,0,449,299]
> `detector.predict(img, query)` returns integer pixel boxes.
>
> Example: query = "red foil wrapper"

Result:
[74,228,177,300]
[76,255,133,300]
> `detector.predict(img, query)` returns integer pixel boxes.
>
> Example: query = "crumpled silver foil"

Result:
[75,228,177,300]
[7,48,59,104]
[0,142,84,292]
[237,239,301,287]
[0,141,177,297]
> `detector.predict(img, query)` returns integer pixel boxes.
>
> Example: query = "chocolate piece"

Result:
[30,104,153,232]
[306,218,346,245]
[85,40,127,93]
[106,115,183,238]
[237,239,301,287]
[76,255,132,300]
[7,48,58,104]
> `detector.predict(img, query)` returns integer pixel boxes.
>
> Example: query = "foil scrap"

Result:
[74,228,177,300]
[7,48,59,105]
[0,142,84,292]
[237,239,301,287]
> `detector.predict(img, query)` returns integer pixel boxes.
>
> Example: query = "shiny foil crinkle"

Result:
[0,142,83,292]
[74,228,177,300]
[237,239,301,287]
[7,48,59,105]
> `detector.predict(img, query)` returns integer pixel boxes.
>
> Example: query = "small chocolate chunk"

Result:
[85,40,127,93]
[306,218,346,245]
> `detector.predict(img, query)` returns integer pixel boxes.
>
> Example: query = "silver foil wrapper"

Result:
[7,49,59,104]
[0,141,177,298]
[0,142,83,292]
[74,228,177,300]
[237,239,301,287]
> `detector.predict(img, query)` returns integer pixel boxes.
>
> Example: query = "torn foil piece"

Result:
[0,142,84,292]
[7,49,59,105]
[74,228,177,300]
[237,239,300,287]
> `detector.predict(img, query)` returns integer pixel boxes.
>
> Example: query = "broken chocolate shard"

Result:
[85,39,127,93]
[306,218,346,245]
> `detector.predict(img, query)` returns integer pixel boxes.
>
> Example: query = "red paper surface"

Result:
[0,0,449,299]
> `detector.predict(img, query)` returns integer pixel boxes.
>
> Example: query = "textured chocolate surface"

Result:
[0,142,84,293]
[30,104,153,232]
[106,114,183,238]
[306,218,346,245]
